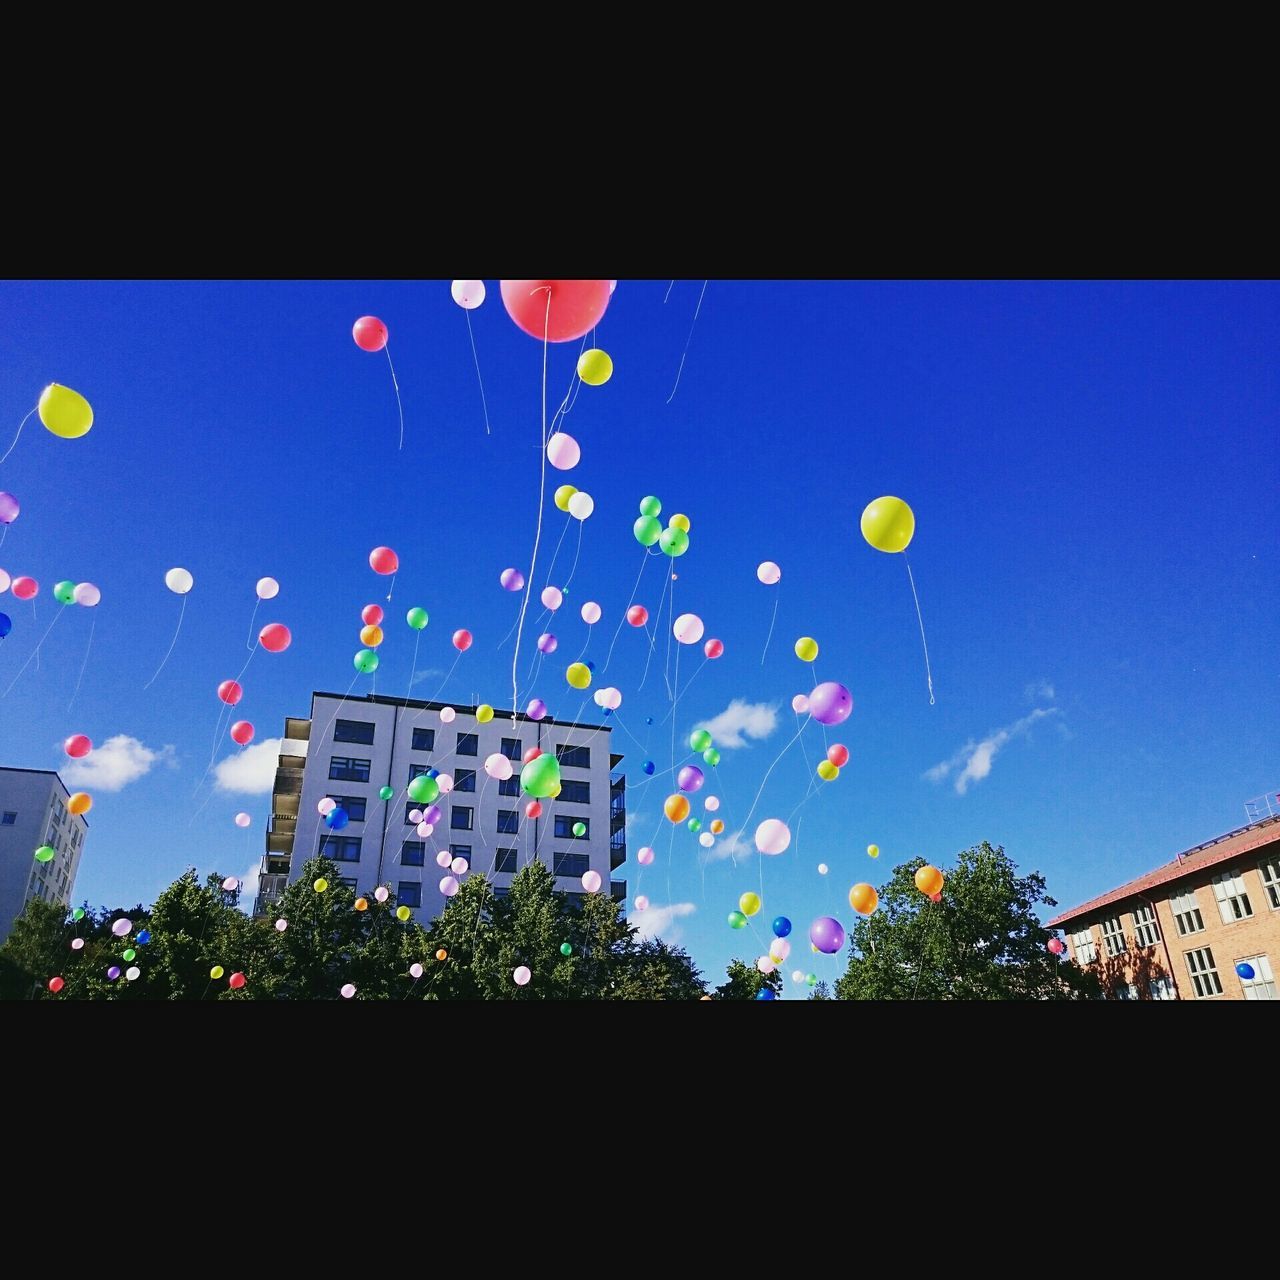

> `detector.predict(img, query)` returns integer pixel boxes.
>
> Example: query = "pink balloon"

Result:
[318,798,337,816]
[704,638,724,659]
[634,895,650,912]
[436,850,452,868]
[435,774,454,794]
[582,870,602,893]
[755,819,791,855]
[0,568,9,593]
[11,576,37,600]
[485,753,514,781]
[409,809,423,824]
[409,961,425,979]
[440,875,460,897]
[64,734,92,758]
[757,561,781,585]
[704,796,720,811]
[513,964,532,986]
[275,918,288,932]
[581,601,601,624]
[439,707,456,723]
[352,316,387,351]
[230,721,254,745]
[111,918,132,938]
[450,856,468,875]
[627,605,648,627]
[341,982,357,998]
[73,582,101,607]
[417,822,432,838]
[1048,938,1066,955]
[217,680,243,706]
[222,876,240,890]
[374,886,389,903]
[500,568,525,592]
[757,956,777,974]
[452,629,473,652]
[259,623,291,653]
[234,813,250,828]
[547,432,581,470]
[673,613,704,645]
[362,604,384,626]
[541,586,563,611]
[638,846,655,865]
[369,547,399,575]
[791,694,810,714]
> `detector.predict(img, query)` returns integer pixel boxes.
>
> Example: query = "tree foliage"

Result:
[715,958,783,1000]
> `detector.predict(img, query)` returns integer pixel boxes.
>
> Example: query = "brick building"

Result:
[1048,814,1280,1000]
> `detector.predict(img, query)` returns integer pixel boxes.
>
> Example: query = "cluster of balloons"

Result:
[915,865,944,901]
[817,742,849,782]
[355,600,385,673]
[633,495,691,557]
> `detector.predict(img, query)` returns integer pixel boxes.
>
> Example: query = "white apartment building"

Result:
[0,767,89,941]
[253,692,626,920]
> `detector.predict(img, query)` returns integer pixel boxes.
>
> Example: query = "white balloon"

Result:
[165,567,193,595]
[485,752,514,781]
[580,600,601,624]
[73,582,101,607]
[673,613,705,645]
[568,491,594,521]
[439,707,456,723]
[698,832,714,848]
[450,856,469,875]
[0,568,9,593]
[256,576,280,600]
[757,561,781,585]
[581,870,602,893]
[451,279,486,310]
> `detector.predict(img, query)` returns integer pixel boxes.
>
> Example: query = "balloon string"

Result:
[0,524,7,549]
[31,600,39,669]
[385,571,396,604]
[244,598,261,652]
[464,310,491,435]
[384,344,404,451]
[666,279,708,404]
[143,596,188,691]
[561,520,585,593]
[663,565,675,701]
[736,720,808,853]
[66,616,97,713]
[1,605,66,697]
[637,562,671,692]
[903,553,935,706]
[912,899,939,1000]
[760,593,779,665]
[0,408,34,468]
[661,657,707,724]
[192,645,259,798]
[602,548,652,675]
[664,280,676,304]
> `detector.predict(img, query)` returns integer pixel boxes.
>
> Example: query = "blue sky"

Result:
[2,280,1277,996]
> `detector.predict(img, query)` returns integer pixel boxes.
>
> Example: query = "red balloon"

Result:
[627,605,648,627]
[1048,937,1066,955]
[827,744,850,768]
[48,976,64,994]
[217,680,243,706]
[11,576,37,600]
[259,623,291,653]
[704,638,725,659]
[500,280,611,343]
[362,604,384,626]
[452,629,472,652]
[929,891,942,903]
[352,316,388,352]
[228,971,247,990]
[523,747,542,764]
[230,721,255,745]
[64,734,92,759]
[525,799,543,819]
[369,546,399,575]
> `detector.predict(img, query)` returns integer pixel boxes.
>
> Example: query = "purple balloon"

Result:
[0,492,18,524]
[526,698,548,721]
[808,682,853,726]
[500,568,525,592]
[677,764,705,793]
[809,916,846,954]
[423,804,443,827]
[107,966,122,981]
[537,632,558,654]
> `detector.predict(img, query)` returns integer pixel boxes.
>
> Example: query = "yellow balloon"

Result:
[795,636,819,662]
[359,624,384,647]
[209,965,224,980]
[355,897,368,911]
[710,818,724,835]
[860,496,915,554]
[554,484,578,513]
[867,844,880,858]
[67,792,93,815]
[669,513,691,533]
[313,877,329,893]
[38,383,94,440]
[577,348,614,386]
[817,760,839,781]
[549,782,562,799]
[739,892,761,917]
[566,662,591,690]
[396,905,411,921]
[664,794,690,823]
[476,704,494,723]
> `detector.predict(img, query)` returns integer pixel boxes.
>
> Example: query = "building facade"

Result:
[252,693,626,921]
[1048,814,1280,1000]
[0,767,89,941]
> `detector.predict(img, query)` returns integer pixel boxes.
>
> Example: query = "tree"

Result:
[614,938,707,1000]
[715,958,783,1000]
[420,874,499,1000]
[0,898,76,1000]
[807,980,833,1001]
[835,843,1102,1000]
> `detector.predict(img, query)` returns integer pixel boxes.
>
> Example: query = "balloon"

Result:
[698,832,714,848]
[867,844,880,859]
[915,865,944,896]
[405,606,429,631]
[554,485,577,514]
[34,845,55,863]
[11,576,37,601]
[755,819,791,855]
[860,496,917,555]
[513,965,532,986]
[225,720,255,747]
[0,492,18,524]
[436,949,449,962]
[325,807,348,830]
[756,989,776,1000]
[222,876,240,892]
[64,734,92,758]
[703,748,721,767]
[210,966,225,980]
[566,661,591,690]
[450,856,468,875]
[520,753,561,798]
[122,948,137,962]
[313,878,328,892]
[275,919,288,932]
[571,821,587,838]
[547,433,581,470]
[318,798,337,816]
[111,917,132,938]
[727,911,748,930]
[659,526,689,557]
[396,905,411,921]
[560,942,573,956]
[71,937,84,949]
[539,587,564,614]
[418,823,433,838]
[353,316,388,351]
[165,567,194,595]
[709,821,724,837]
[677,765,704,792]
[217,680,243,706]
[673,613,704,644]
[568,491,594,521]
[849,883,878,915]
[580,600,601,624]
[526,698,548,720]
[355,897,369,911]
[808,682,853,726]
[828,744,850,767]
[369,546,398,575]
[1236,961,1256,980]
[67,792,91,815]
[704,796,720,812]
[500,568,525,592]
[500,280,611,343]
[75,909,89,923]
[582,870,602,893]
[817,863,829,875]
[794,636,819,662]
[73,582,101,607]
[690,729,712,753]
[357,624,383,648]
[48,976,64,994]
[642,760,655,775]
[1047,938,1066,956]
[929,892,942,903]
[409,962,425,979]
[704,638,724,659]
[354,648,379,673]
[373,886,389,903]
[525,799,542,818]
[638,496,663,519]
[664,794,691,823]
[633,515,662,546]
[757,561,781,585]
[451,279,485,309]
[408,774,440,805]
[452,630,472,652]
[626,605,649,627]
[54,580,76,605]
[810,916,846,954]
[361,604,384,626]
[476,704,494,724]
[257,577,280,600]
[259,622,291,653]
[740,892,762,917]
[439,706,456,722]
[485,753,514,781]
[38,383,94,439]
[523,747,542,763]
[668,513,691,534]
[817,760,839,781]
[108,966,123,982]
[594,686,622,710]
[235,812,251,829]
[0,568,9,594]
[637,846,654,865]
[0,610,10,638]
[341,983,357,999]
[687,818,702,833]
[577,348,613,386]
[772,916,792,938]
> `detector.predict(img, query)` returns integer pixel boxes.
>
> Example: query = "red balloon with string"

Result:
[352,316,388,352]
[500,280,611,342]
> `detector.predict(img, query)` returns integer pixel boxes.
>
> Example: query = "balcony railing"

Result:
[252,874,289,917]
[274,768,304,794]
[610,880,626,902]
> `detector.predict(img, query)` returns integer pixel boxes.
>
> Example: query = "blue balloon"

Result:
[603,708,612,716]
[427,768,439,778]
[642,760,655,775]
[325,807,349,831]
[772,916,792,938]
[1236,962,1256,981]
[0,612,11,639]
[586,661,596,671]
[755,989,776,1001]
[645,717,653,725]
[136,930,151,945]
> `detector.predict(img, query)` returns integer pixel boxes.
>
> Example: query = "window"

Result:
[554,851,590,878]
[328,795,367,822]
[398,882,422,908]
[456,733,478,756]
[494,847,518,873]
[330,756,371,783]
[557,779,591,805]
[450,844,471,867]
[556,744,590,769]
[454,769,477,793]
[401,841,425,867]
[555,815,587,840]
[1,812,15,826]
[1211,871,1253,924]
[1258,856,1280,910]
[1113,982,1139,1001]
[338,877,358,891]
[1071,927,1098,965]
[497,810,519,834]
[319,835,362,862]
[412,727,435,752]
[1185,947,1223,998]
[494,887,511,900]
[501,737,523,760]
[1237,954,1276,1000]
[1132,904,1161,948]
[498,776,521,797]
[1101,916,1126,957]
[564,892,587,911]
[1169,888,1204,936]
[408,762,432,781]
[334,719,375,745]
[451,806,473,831]
[1149,977,1177,1000]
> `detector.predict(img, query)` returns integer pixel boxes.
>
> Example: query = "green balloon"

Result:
[659,526,689,557]
[690,729,712,753]
[520,753,562,799]
[702,747,721,767]
[71,908,85,921]
[406,606,428,630]
[572,821,586,838]
[727,910,748,929]
[379,785,394,801]
[633,515,662,547]
[53,580,77,605]
[560,942,573,956]
[687,818,702,833]
[354,648,379,673]
[639,495,662,518]
[806,973,818,987]
[122,948,137,962]
[407,774,439,805]
[34,845,55,863]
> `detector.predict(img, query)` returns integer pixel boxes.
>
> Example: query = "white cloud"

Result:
[630,901,696,942]
[238,862,262,917]
[926,708,1059,795]
[410,668,444,687]
[214,738,282,794]
[701,829,752,862]
[61,734,175,792]
[693,700,778,749]
[1024,680,1056,702]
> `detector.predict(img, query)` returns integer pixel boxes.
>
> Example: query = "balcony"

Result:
[274,791,300,818]
[610,880,626,902]
[611,841,626,871]
[284,718,311,742]
[274,767,304,795]
[270,814,297,832]
[252,873,289,917]
[266,830,295,855]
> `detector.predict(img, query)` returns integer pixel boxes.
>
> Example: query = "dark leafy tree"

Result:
[715,957,783,1000]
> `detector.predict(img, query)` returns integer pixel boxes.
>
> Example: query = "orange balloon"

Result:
[354,897,368,911]
[664,794,691,823]
[915,865,944,896]
[359,624,384,647]
[849,883,879,915]
[67,792,92,815]
[435,948,448,962]
[710,818,724,835]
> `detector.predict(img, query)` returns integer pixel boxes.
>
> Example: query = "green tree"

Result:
[488,861,577,999]
[807,980,833,1001]
[715,957,783,1000]
[614,938,707,1000]
[835,843,1102,1001]
[567,889,637,999]
[420,874,499,999]
[0,898,76,999]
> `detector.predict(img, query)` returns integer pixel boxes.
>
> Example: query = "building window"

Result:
[330,756,371,783]
[494,847,517,873]
[450,844,471,868]
[494,887,511,900]
[501,737,523,760]
[1101,916,1126,957]
[408,762,432,782]
[451,806,473,831]
[454,769,477,793]
[328,795,367,822]
[497,810,519,834]
[1132,903,1161,948]
[556,744,590,769]
[1237,954,1276,1000]
[334,719,375,745]
[1071,927,1098,965]
[553,851,590,878]
[1169,888,1204,936]
[564,892,587,911]
[555,815,588,840]
[412,727,435,752]
[1149,976,1177,1000]
[1211,871,1253,924]
[1112,982,1139,1001]
[456,733,478,756]
[319,835,362,862]
[397,882,423,908]
[401,841,425,867]
[1,812,15,826]
[1258,856,1280,910]
[557,779,591,805]
[498,776,521,797]
[338,877,359,891]
[1185,947,1223,998]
